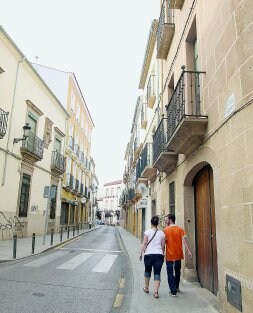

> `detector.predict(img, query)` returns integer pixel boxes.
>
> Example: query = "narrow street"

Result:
[0,226,132,313]
[0,226,219,313]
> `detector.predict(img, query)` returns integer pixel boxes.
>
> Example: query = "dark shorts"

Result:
[144,254,164,281]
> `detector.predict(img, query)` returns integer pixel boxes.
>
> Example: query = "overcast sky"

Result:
[0,0,160,186]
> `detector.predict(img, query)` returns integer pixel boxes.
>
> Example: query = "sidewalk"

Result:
[117,227,220,313]
[0,226,99,262]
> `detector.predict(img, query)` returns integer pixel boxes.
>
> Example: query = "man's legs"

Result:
[175,260,181,290]
[166,261,177,295]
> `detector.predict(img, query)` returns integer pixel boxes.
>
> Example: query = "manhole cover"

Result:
[32,292,45,297]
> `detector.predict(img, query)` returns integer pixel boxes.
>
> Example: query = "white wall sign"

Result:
[137,198,147,209]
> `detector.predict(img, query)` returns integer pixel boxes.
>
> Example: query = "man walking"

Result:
[164,213,192,296]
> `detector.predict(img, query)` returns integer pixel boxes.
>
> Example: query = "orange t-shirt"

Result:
[164,225,186,261]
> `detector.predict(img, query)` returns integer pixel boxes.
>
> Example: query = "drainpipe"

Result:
[2,57,25,186]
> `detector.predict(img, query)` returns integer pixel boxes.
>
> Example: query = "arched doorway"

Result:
[194,165,218,295]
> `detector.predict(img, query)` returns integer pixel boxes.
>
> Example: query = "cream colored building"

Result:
[121,1,253,312]
[34,64,95,229]
[0,26,69,239]
[103,180,122,225]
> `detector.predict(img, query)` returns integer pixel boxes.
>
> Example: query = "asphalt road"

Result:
[0,226,132,313]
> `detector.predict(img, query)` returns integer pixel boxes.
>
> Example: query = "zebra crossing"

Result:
[23,249,119,273]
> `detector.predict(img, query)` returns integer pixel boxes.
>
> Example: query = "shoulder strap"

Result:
[144,229,158,252]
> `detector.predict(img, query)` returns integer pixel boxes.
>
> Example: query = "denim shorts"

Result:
[144,254,164,281]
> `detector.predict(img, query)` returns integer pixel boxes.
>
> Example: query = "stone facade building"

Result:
[121,1,253,312]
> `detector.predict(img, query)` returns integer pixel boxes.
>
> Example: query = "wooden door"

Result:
[194,166,218,295]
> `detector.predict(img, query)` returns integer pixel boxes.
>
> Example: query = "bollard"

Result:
[73,226,75,237]
[60,227,63,242]
[80,222,82,230]
[13,234,17,259]
[31,233,36,254]
[67,226,70,239]
[50,229,54,246]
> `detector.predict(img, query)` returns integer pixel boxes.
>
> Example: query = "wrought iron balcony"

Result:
[74,179,80,193]
[127,188,135,202]
[80,183,84,195]
[157,0,175,59]
[140,143,157,182]
[84,186,88,198]
[0,108,9,139]
[21,132,44,162]
[135,159,141,184]
[153,117,178,175]
[51,151,66,176]
[65,173,74,191]
[166,69,208,155]
[147,75,156,109]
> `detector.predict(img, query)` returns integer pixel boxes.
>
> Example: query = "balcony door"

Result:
[54,138,61,152]
[194,165,218,295]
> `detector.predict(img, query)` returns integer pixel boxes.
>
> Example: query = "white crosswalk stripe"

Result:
[23,251,68,267]
[23,252,118,273]
[57,252,93,270]
[92,254,118,273]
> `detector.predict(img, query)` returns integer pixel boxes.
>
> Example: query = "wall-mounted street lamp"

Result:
[13,123,31,144]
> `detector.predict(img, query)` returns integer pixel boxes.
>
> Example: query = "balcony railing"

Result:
[141,143,152,171]
[21,132,44,161]
[152,117,178,175]
[157,0,175,59]
[80,183,84,195]
[136,158,142,181]
[147,75,156,108]
[84,186,88,198]
[0,108,9,139]
[166,69,207,154]
[153,118,168,163]
[74,179,80,192]
[51,151,66,175]
[127,188,135,201]
[65,173,74,190]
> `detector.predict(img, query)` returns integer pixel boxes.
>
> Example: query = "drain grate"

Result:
[32,292,45,297]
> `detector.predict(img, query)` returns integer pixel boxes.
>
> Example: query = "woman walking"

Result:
[139,216,165,298]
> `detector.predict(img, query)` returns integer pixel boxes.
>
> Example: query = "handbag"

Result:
[139,229,158,261]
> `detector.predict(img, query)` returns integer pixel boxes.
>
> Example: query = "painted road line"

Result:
[57,253,93,270]
[23,251,68,267]
[113,294,123,308]
[60,248,121,253]
[92,254,118,273]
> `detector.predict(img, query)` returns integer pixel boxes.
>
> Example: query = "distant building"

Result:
[102,180,122,224]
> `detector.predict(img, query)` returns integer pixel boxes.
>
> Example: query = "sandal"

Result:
[153,292,159,299]
[143,287,149,293]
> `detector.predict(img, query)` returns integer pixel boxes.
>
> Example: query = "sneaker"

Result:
[169,292,177,297]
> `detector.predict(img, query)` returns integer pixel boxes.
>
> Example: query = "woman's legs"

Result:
[144,255,152,292]
[153,254,164,296]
